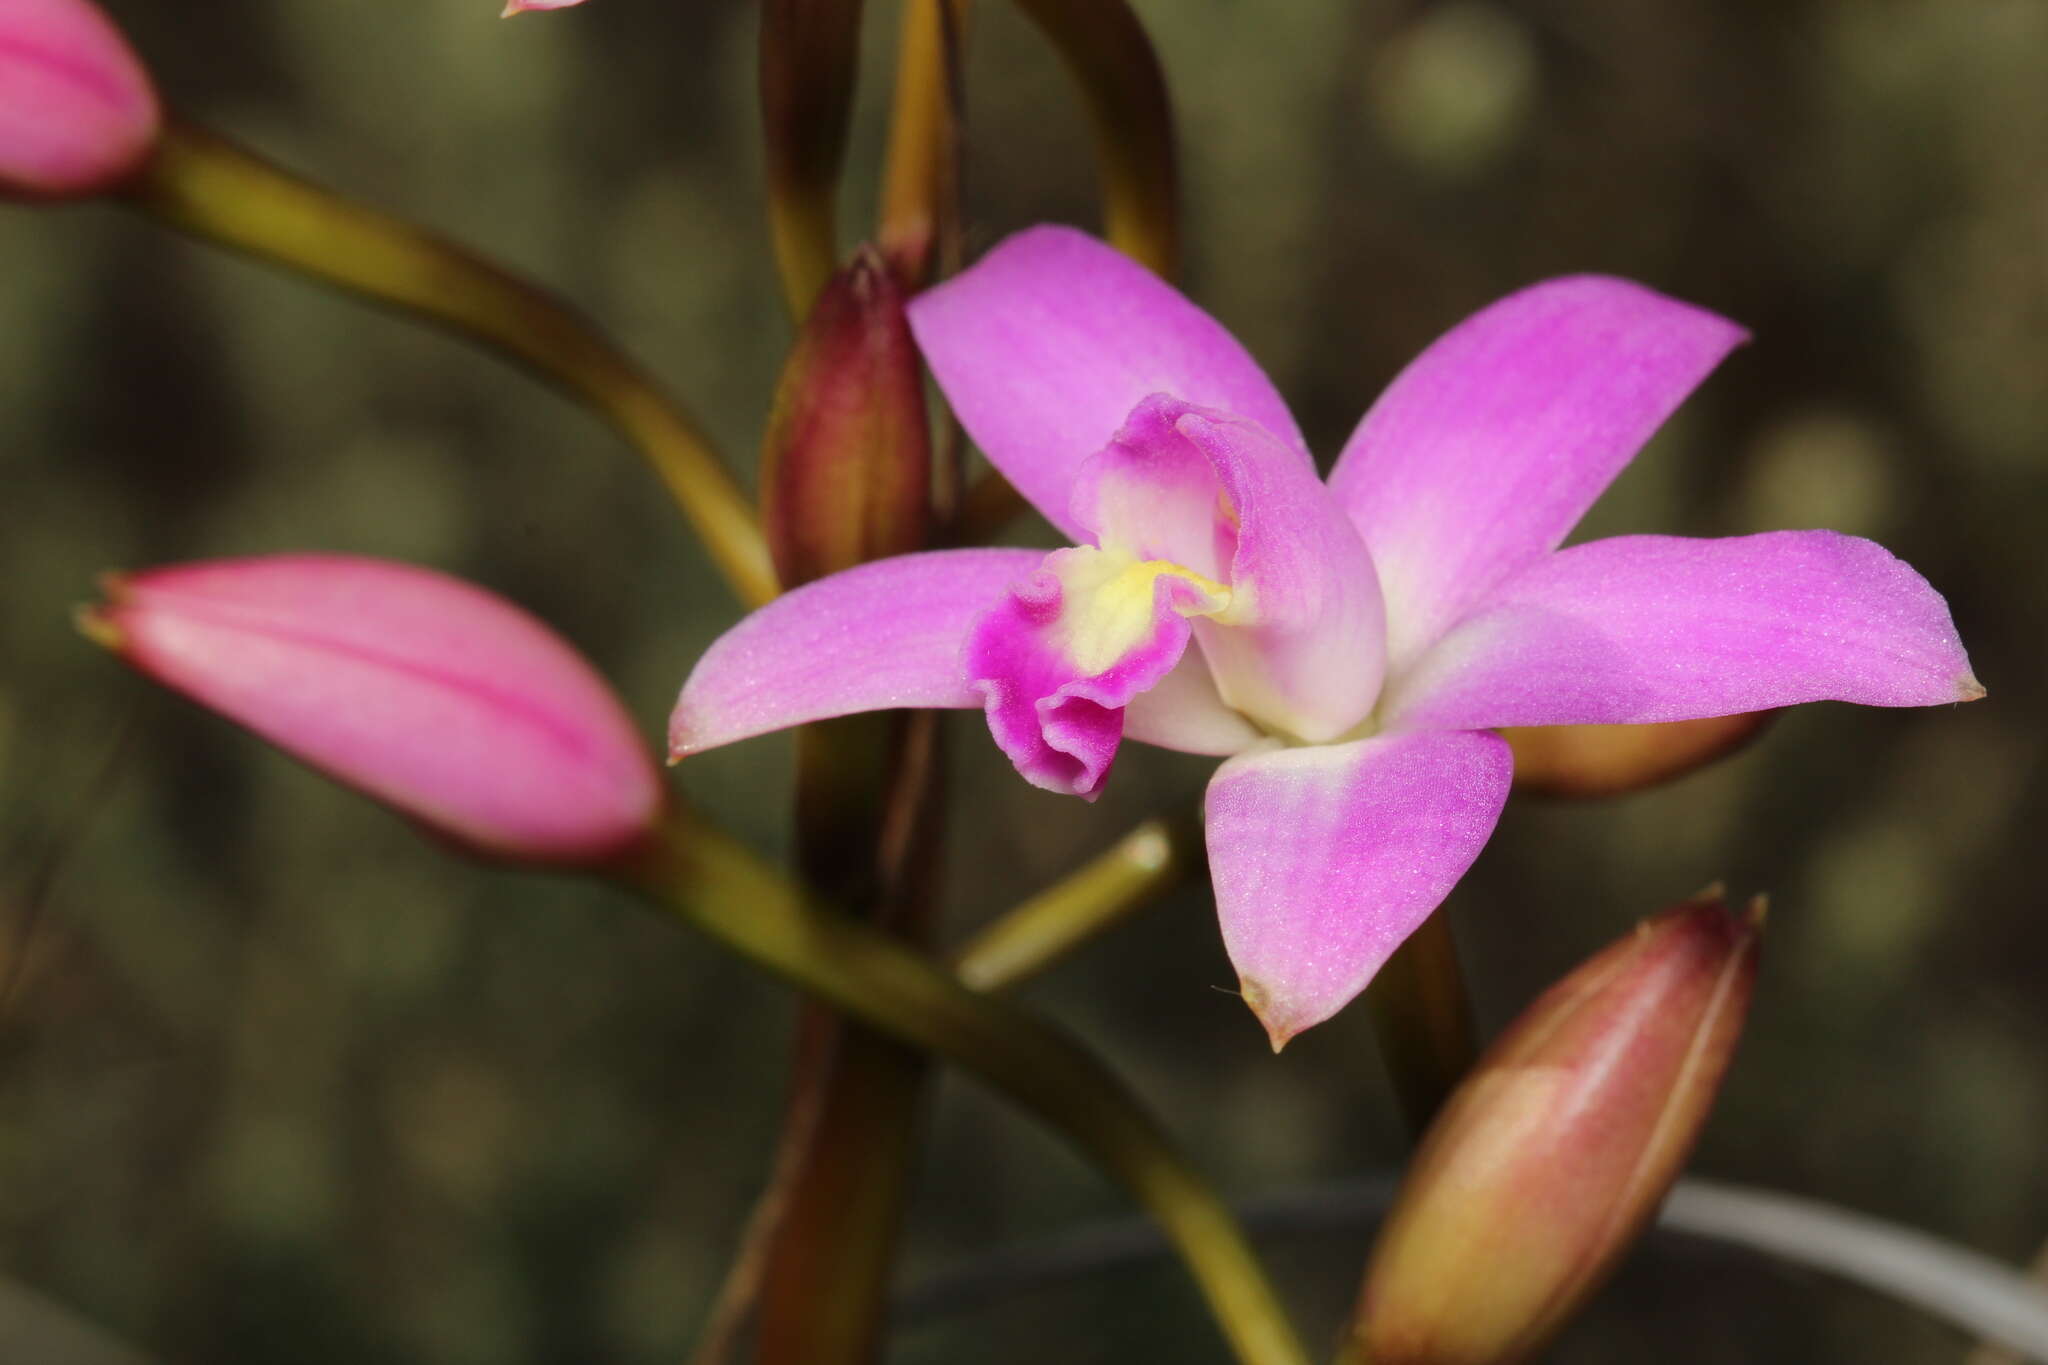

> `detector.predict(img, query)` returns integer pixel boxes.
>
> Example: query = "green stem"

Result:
[623,819,1308,1365]
[1007,0,1178,279]
[125,118,777,608]
[954,812,1199,992]
[1364,910,1476,1139]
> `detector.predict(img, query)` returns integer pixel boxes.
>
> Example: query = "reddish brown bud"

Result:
[761,246,932,587]
[1345,895,1763,1365]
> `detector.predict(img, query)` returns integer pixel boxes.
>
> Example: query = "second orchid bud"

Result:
[0,0,160,199]
[760,246,932,588]
[1344,895,1763,1365]
[81,554,664,867]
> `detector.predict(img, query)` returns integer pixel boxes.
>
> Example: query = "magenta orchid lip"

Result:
[669,225,1979,1048]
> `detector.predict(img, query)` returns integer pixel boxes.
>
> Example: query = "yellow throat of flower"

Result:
[1052,546,1231,676]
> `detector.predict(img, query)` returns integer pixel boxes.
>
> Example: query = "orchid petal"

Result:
[1207,730,1512,1049]
[669,548,1041,757]
[1382,532,1983,733]
[1075,395,1386,741]
[1328,276,1748,670]
[906,226,1308,540]
[1124,653,1263,756]
[965,546,1228,798]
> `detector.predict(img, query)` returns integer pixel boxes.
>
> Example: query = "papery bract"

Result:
[1343,897,1761,1365]
[0,0,160,199]
[85,554,663,866]
[670,225,1981,1044]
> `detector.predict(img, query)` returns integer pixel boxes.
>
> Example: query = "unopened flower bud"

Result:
[1505,713,1774,798]
[1345,895,1762,1365]
[761,245,931,587]
[0,0,159,199]
[501,0,586,14]
[80,554,663,866]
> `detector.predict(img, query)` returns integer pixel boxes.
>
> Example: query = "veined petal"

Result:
[906,226,1308,541]
[1327,276,1747,671]
[966,546,1228,798]
[1207,730,1513,1049]
[1382,531,1983,733]
[1074,395,1386,741]
[669,548,1041,757]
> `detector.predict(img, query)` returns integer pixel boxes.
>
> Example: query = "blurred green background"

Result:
[3,0,2044,1360]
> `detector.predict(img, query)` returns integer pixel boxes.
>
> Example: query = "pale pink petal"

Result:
[1207,730,1512,1049]
[1327,277,1747,670]
[669,549,1041,757]
[1382,532,1983,733]
[92,555,660,865]
[1124,653,1263,756]
[965,546,1227,798]
[1074,395,1386,742]
[906,226,1308,540]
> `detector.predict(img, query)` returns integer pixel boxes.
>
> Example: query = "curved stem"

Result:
[1007,0,1177,279]
[126,118,777,607]
[760,0,866,318]
[953,812,1199,992]
[624,819,1309,1365]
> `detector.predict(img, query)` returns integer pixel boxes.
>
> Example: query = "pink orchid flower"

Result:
[670,226,1979,1046]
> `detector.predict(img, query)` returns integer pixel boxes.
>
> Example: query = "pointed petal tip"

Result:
[1240,976,1314,1054]
[1958,674,1987,703]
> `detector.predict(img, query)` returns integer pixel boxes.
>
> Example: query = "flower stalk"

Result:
[124,119,775,607]
[954,812,1200,992]
[746,245,942,1364]
[1364,910,1477,1136]
[759,0,866,318]
[877,0,969,288]
[623,817,1310,1365]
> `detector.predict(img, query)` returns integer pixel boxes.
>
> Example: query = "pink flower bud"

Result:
[500,0,587,14]
[0,0,160,199]
[1345,895,1762,1365]
[80,554,664,866]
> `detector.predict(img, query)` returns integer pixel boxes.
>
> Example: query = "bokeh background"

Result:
[3,0,2045,1360]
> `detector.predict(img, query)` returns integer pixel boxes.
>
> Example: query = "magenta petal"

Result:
[1327,276,1747,669]
[1074,395,1387,741]
[964,548,1224,798]
[1383,532,1984,733]
[1207,730,1512,1049]
[906,226,1308,540]
[669,548,1042,757]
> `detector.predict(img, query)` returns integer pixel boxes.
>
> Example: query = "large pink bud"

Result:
[81,554,665,867]
[0,0,161,199]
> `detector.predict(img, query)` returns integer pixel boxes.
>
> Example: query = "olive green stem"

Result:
[1364,910,1477,1139]
[877,0,969,288]
[759,0,867,318]
[954,812,1200,993]
[1008,0,1178,279]
[624,818,1309,1365]
[126,118,777,607]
